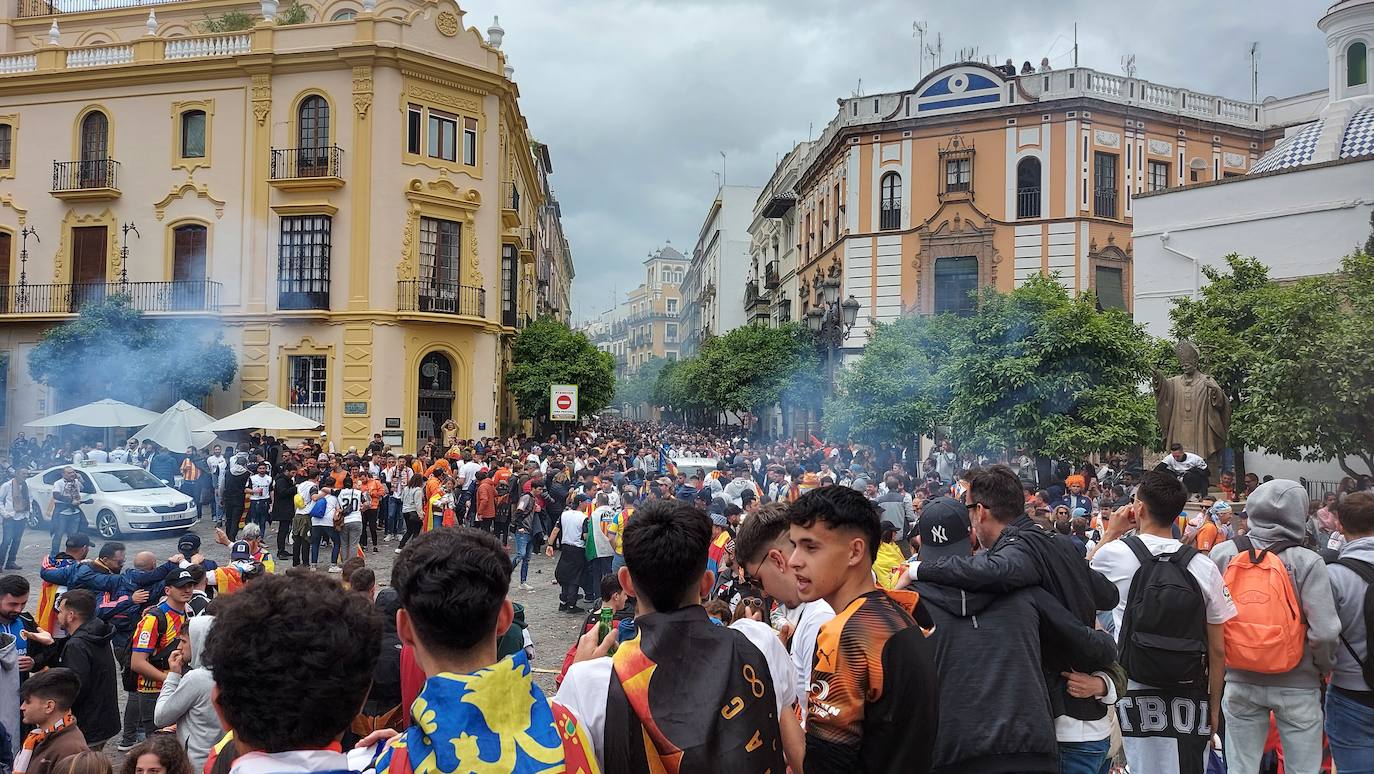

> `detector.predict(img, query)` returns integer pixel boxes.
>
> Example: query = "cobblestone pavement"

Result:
[7,516,586,761]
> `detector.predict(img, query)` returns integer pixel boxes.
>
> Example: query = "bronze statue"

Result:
[1153,340,1231,471]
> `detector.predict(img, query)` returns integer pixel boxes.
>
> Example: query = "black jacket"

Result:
[54,618,120,744]
[916,581,1117,773]
[916,515,1120,721]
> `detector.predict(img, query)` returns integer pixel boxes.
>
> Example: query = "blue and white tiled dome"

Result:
[1340,106,1374,158]
[1250,120,1325,174]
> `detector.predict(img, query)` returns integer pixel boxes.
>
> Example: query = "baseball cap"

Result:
[918,497,972,562]
[1071,507,1088,519]
[64,533,92,550]
[166,569,197,588]
[176,533,201,555]
[229,540,252,560]
[710,514,729,528]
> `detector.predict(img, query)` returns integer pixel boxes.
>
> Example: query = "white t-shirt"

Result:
[556,617,797,767]
[337,488,363,525]
[205,454,225,486]
[108,448,130,465]
[1089,532,1237,637]
[1160,452,1207,475]
[458,461,482,488]
[86,449,110,464]
[248,474,272,501]
[787,600,835,721]
[295,480,317,515]
[558,510,587,548]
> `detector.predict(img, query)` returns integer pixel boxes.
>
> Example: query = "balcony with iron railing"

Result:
[0,280,221,315]
[51,159,119,200]
[764,260,780,289]
[18,0,192,16]
[1017,186,1041,219]
[269,146,344,189]
[397,280,485,318]
[879,204,901,231]
[501,182,521,228]
[1094,188,1118,219]
[287,402,326,425]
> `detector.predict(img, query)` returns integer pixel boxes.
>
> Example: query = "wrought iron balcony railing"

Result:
[52,159,119,192]
[0,280,221,314]
[397,280,485,317]
[270,146,344,180]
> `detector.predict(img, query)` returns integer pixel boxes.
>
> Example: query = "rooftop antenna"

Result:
[925,32,943,70]
[1249,42,1260,102]
[719,151,727,187]
[1073,23,1078,68]
[913,21,927,79]
[1120,53,1136,78]
[852,78,863,97]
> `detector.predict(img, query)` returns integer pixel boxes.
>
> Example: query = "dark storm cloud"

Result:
[455,0,1327,321]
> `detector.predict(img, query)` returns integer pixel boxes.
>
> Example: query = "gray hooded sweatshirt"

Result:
[1210,479,1341,689]
[1328,535,1374,692]
[153,615,222,772]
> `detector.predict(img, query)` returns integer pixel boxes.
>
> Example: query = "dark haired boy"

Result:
[734,502,834,717]
[204,572,381,774]
[558,498,803,772]
[1089,470,1235,773]
[785,485,938,774]
[16,668,88,774]
[373,528,597,774]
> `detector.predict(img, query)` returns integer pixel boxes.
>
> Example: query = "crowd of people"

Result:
[0,419,1368,774]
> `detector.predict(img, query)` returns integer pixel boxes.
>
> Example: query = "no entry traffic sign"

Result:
[550,385,579,421]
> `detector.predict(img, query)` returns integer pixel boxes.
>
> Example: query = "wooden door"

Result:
[70,226,107,311]
[79,112,109,188]
[0,231,10,313]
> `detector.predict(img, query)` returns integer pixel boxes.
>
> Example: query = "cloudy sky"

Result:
[455,0,1330,323]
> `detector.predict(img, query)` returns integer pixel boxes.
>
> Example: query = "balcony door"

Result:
[0,231,10,313]
[70,226,108,311]
[297,96,330,176]
[418,217,461,312]
[79,111,109,188]
[172,224,208,310]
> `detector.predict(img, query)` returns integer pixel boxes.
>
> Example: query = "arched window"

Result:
[79,111,109,188]
[297,95,330,175]
[879,172,901,230]
[171,223,208,309]
[180,110,206,158]
[1016,157,1041,218]
[331,9,356,20]
[1350,41,1369,88]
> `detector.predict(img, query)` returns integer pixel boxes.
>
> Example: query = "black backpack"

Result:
[1329,556,1374,687]
[1118,535,1210,688]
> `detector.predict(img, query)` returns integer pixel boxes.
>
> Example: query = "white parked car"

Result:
[26,463,200,539]
[670,457,726,482]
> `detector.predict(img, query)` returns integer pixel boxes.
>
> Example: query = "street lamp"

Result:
[802,272,862,441]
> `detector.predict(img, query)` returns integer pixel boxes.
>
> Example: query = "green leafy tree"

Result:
[615,356,671,413]
[1167,255,1283,474]
[693,323,821,421]
[507,317,614,424]
[947,274,1156,458]
[824,314,963,443]
[1239,249,1374,477]
[200,9,258,32]
[28,294,237,408]
[652,357,708,422]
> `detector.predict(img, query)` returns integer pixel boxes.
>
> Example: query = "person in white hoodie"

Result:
[154,615,221,772]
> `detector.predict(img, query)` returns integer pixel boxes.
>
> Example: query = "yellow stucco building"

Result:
[0,0,565,450]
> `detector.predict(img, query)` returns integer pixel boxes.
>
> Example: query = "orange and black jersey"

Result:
[805,588,939,774]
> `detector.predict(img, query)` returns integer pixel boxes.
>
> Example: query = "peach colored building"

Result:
[0,0,561,449]
[789,62,1280,356]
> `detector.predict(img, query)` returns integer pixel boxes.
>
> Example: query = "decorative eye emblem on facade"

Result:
[948,74,968,93]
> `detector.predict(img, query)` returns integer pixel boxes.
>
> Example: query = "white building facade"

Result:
[1132,0,1374,481]
[680,184,761,354]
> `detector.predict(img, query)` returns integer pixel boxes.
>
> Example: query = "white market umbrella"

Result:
[131,400,223,451]
[199,401,322,432]
[25,398,161,428]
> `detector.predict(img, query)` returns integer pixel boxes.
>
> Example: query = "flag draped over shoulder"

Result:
[603,606,784,774]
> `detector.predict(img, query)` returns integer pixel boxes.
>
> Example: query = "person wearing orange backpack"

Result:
[1208,479,1341,774]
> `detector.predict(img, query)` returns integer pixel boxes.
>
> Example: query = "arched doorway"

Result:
[416,352,454,445]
